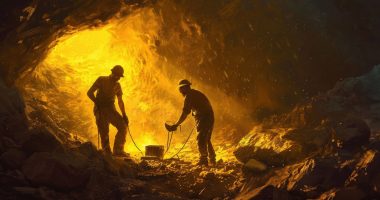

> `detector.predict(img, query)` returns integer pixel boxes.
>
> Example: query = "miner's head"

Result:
[110,65,124,81]
[178,79,191,96]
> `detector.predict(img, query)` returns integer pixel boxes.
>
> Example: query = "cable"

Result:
[166,126,195,159]
[127,126,144,155]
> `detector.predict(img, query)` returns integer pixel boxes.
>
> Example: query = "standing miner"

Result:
[166,79,216,166]
[87,65,129,156]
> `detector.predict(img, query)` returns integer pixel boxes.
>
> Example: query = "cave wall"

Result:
[1,0,380,120]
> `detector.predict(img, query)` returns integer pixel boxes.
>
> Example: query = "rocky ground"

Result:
[0,128,243,200]
[235,65,380,200]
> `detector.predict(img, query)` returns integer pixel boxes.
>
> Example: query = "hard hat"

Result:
[111,65,124,77]
[178,79,191,88]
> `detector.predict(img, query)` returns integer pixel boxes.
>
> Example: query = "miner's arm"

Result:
[117,95,129,125]
[174,98,191,126]
[174,110,190,126]
[87,78,99,103]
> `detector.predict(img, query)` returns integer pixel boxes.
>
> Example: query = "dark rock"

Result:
[332,118,370,150]
[288,157,341,194]
[238,185,292,200]
[0,170,28,188]
[0,148,26,169]
[73,141,98,158]
[320,187,367,200]
[345,149,380,188]
[22,151,89,190]
[234,127,303,166]
[22,128,63,154]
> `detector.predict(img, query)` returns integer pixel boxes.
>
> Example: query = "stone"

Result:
[22,151,89,190]
[74,141,98,158]
[0,148,26,169]
[333,118,370,150]
[243,159,267,172]
[22,128,63,154]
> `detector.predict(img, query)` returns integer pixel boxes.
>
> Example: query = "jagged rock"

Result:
[237,185,292,200]
[22,128,63,154]
[22,151,89,190]
[319,187,367,200]
[243,159,267,172]
[234,127,303,166]
[0,80,28,140]
[333,118,370,150]
[0,148,26,169]
[284,125,332,153]
[345,149,380,188]
[199,171,227,199]
[287,157,342,195]
[73,141,98,158]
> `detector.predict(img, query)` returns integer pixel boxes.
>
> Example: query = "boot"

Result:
[209,158,216,166]
[197,157,208,166]
[113,150,130,157]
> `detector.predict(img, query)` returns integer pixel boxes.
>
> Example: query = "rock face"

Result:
[22,152,89,190]
[0,148,26,170]
[237,66,380,199]
[22,128,63,154]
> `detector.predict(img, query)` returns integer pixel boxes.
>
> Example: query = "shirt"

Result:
[93,76,122,106]
[183,89,214,120]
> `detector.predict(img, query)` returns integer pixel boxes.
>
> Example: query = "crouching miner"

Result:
[166,79,216,166]
[87,65,129,157]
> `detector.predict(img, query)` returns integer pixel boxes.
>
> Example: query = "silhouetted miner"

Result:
[166,79,216,166]
[87,65,129,156]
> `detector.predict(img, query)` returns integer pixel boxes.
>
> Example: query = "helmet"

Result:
[111,65,124,77]
[178,79,191,88]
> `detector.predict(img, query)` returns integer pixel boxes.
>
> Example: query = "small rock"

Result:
[244,159,267,172]
[0,148,26,169]
[74,141,98,158]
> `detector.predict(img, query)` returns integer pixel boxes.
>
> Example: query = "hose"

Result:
[127,126,144,155]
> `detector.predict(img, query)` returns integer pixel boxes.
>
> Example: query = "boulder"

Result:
[332,118,370,150]
[73,141,98,158]
[22,151,89,190]
[345,149,380,188]
[22,128,63,154]
[0,148,26,169]
[234,127,303,166]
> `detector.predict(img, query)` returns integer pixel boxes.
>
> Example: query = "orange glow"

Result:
[24,7,248,161]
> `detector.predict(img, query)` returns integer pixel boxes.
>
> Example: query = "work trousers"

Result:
[196,115,216,162]
[94,105,126,153]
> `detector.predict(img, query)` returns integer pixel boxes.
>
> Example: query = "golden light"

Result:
[23,7,249,161]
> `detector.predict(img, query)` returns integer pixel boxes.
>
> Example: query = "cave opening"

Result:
[20,6,241,161]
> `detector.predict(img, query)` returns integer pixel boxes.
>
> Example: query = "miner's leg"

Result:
[95,112,111,155]
[109,109,127,156]
[197,126,209,166]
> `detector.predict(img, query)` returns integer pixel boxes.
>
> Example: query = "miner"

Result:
[166,79,216,166]
[87,65,129,156]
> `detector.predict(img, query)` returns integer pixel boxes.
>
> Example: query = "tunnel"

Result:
[1,0,380,199]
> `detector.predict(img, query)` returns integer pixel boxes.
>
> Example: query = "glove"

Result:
[165,123,178,132]
[123,115,129,126]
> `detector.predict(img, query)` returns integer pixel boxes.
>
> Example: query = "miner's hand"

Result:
[165,123,178,132]
[123,115,129,126]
